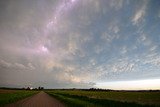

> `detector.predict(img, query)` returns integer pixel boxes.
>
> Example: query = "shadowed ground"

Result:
[5,91,65,107]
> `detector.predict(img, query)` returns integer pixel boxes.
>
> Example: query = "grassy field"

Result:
[0,89,38,106]
[46,90,160,107]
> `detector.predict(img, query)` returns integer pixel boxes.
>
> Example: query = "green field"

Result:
[46,90,160,107]
[0,89,159,107]
[0,89,38,106]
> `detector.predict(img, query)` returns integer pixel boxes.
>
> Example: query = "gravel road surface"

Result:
[5,91,65,107]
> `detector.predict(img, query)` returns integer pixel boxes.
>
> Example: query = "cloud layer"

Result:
[0,0,160,89]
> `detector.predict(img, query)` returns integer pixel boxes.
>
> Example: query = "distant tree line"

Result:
[22,86,44,90]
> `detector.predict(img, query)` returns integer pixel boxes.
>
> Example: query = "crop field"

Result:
[46,90,160,107]
[0,89,38,106]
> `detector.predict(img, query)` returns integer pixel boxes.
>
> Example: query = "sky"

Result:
[0,0,160,90]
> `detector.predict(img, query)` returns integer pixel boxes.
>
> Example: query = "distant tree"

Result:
[41,87,44,90]
[27,87,30,90]
[38,86,44,90]
[38,86,41,90]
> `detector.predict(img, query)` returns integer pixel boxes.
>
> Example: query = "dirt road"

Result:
[5,91,65,107]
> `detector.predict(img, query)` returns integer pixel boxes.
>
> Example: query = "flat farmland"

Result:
[46,90,160,107]
[1,89,159,107]
[0,89,17,94]
[0,89,38,106]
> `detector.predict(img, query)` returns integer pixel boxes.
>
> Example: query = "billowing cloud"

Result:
[132,0,149,25]
[0,59,35,70]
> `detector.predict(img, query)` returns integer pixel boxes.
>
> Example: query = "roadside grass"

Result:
[46,90,159,107]
[0,90,38,106]
[48,92,95,107]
